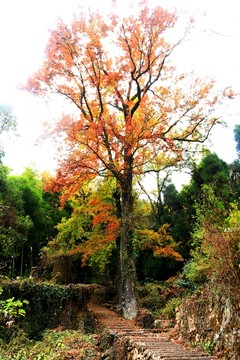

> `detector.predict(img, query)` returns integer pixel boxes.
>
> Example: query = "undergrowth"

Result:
[137,278,185,317]
[0,279,110,359]
[0,327,109,359]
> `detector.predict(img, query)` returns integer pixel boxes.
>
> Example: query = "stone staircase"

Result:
[89,303,219,360]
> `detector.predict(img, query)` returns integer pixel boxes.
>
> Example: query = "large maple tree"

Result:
[26,2,223,319]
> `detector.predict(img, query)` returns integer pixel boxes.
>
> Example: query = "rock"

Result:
[135,308,155,329]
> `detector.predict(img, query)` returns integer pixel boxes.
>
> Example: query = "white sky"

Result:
[0,0,240,177]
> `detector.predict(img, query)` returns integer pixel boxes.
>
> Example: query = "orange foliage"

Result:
[137,224,183,262]
[25,1,223,205]
[44,187,120,267]
[71,193,120,264]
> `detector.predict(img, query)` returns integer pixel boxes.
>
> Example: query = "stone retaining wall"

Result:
[175,286,240,359]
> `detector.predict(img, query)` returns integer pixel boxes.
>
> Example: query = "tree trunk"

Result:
[120,177,138,319]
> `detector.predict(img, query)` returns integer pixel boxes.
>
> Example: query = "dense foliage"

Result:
[0,147,239,293]
[0,167,69,277]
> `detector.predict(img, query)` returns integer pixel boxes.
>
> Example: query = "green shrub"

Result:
[0,286,29,341]
[161,297,182,319]
[137,282,166,311]
[137,280,184,314]
[183,187,240,291]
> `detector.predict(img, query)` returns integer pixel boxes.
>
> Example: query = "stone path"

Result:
[89,303,219,360]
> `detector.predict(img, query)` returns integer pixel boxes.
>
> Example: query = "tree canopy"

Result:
[0,104,17,161]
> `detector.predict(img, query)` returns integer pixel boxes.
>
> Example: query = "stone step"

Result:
[89,303,218,360]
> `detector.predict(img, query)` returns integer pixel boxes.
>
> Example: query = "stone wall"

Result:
[175,286,240,359]
[1,280,96,339]
[104,336,162,360]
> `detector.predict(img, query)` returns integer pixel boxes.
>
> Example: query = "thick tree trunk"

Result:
[120,178,138,320]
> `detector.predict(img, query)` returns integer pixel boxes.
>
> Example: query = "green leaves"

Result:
[184,187,240,289]
[0,104,16,135]
[0,285,29,335]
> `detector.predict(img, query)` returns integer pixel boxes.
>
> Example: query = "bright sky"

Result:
[0,0,240,176]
